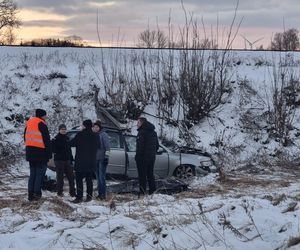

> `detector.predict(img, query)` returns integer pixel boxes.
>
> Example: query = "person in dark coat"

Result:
[52,124,76,197]
[70,119,99,203]
[135,117,159,195]
[24,108,52,201]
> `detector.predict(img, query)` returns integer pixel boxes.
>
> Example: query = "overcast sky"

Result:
[16,0,300,48]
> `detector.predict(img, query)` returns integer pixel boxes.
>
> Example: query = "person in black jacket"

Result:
[70,119,99,203]
[135,117,159,196]
[52,124,76,197]
[24,109,52,201]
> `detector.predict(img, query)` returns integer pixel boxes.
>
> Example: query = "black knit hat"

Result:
[35,109,47,118]
[82,119,93,129]
[58,124,66,130]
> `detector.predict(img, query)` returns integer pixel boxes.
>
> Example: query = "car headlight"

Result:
[200,160,213,167]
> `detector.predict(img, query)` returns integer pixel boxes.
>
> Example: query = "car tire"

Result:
[173,165,195,180]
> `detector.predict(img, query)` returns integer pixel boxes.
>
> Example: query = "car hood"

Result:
[168,151,211,165]
[180,153,212,164]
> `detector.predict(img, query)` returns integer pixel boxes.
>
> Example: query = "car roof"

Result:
[69,125,127,133]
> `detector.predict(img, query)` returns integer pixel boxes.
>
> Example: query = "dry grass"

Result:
[125,233,140,248]
[48,197,75,218]
[271,194,287,206]
[287,236,300,247]
[111,193,137,202]
[282,202,298,213]
[0,195,76,220]
[291,194,300,201]
[176,174,292,201]
[175,184,222,199]
[0,198,21,209]
[0,198,43,211]
[218,174,290,189]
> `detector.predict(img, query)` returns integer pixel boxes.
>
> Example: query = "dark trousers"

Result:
[75,171,93,199]
[55,160,75,195]
[28,161,47,199]
[136,160,156,195]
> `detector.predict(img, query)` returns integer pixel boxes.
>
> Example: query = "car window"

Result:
[67,130,123,149]
[107,131,123,149]
[124,135,136,152]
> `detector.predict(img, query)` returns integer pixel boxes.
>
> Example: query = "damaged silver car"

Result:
[66,127,216,180]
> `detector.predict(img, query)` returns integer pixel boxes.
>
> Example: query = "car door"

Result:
[123,135,169,178]
[123,135,138,178]
[155,146,169,177]
[106,130,127,176]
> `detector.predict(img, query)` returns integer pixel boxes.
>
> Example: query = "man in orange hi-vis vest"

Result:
[24,109,52,201]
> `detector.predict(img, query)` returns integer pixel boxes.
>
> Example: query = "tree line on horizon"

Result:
[20,36,87,47]
[0,0,300,51]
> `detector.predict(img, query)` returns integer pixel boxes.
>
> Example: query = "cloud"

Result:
[16,0,300,48]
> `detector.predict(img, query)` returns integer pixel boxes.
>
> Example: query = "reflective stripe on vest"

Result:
[25,117,46,148]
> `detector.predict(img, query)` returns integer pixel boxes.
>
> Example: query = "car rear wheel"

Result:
[174,165,195,180]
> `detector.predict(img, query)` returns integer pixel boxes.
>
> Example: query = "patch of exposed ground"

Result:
[1,165,300,219]
[0,196,75,218]
[176,170,298,200]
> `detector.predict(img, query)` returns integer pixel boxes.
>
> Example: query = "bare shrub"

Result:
[0,137,20,171]
[267,53,300,145]
[46,94,85,133]
[90,2,240,133]
[0,0,21,45]
[137,29,168,48]
[47,72,67,80]
[212,129,246,172]
[155,50,178,122]
[237,77,258,106]
[241,200,263,240]
[173,1,240,123]
[270,28,300,51]
[218,212,250,241]
[239,53,300,147]
[178,49,232,122]
[91,49,156,121]
[239,109,269,142]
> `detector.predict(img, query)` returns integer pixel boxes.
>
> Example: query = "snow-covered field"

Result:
[1,160,300,249]
[1,46,300,249]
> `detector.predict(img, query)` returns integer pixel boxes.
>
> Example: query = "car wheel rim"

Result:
[175,165,194,180]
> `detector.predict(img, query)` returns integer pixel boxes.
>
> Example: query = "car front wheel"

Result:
[174,165,195,180]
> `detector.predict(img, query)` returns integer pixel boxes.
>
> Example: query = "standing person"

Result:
[135,117,159,196]
[70,119,99,203]
[93,120,110,200]
[52,124,76,197]
[24,108,52,201]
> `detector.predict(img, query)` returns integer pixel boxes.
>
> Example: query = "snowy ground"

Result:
[1,160,300,250]
[1,46,300,249]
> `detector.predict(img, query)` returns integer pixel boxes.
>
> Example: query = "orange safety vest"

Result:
[25,117,46,148]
